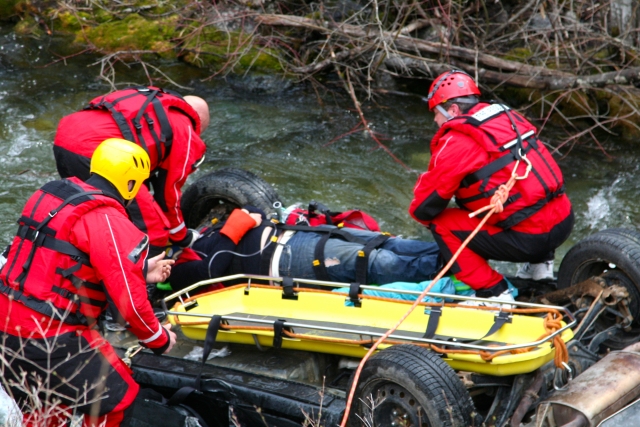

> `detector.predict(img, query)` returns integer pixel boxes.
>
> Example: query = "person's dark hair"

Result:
[441,95,479,114]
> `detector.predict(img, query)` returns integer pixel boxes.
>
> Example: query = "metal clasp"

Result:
[512,150,533,180]
[553,361,573,391]
[123,345,143,367]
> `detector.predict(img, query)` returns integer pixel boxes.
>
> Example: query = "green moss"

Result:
[79,14,179,56]
[14,15,44,36]
[503,47,535,62]
[55,11,92,33]
[0,0,21,21]
[181,27,282,73]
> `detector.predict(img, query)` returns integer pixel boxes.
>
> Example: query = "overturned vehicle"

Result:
[113,168,640,427]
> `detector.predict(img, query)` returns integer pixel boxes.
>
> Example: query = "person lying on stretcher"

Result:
[166,205,444,293]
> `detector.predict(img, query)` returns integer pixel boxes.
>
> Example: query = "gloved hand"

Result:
[172,228,200,249]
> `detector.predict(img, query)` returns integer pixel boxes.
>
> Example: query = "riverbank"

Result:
[1,0,640,150]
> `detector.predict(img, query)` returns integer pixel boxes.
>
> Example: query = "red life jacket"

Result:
[84,86,201,168]
[435,103,565,228]
[284,201,381,232]
[0,179,128,325]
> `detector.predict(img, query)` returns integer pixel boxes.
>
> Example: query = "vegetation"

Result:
[1,0,639,153]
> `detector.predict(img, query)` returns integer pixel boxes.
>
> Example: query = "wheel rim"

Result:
[364,381,431,427]
[571,264,640,348]
[595,270,640,347]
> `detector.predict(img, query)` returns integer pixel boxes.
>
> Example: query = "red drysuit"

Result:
[409,103,573,293]
[53,86,207,252]
[0,177,169,427]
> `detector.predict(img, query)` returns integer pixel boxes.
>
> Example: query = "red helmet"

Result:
[426,70,481,110]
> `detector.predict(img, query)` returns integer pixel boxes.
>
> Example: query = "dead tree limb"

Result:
[257,13,640,91]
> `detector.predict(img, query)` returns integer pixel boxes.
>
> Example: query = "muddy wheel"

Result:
[557,229,640,349]
[348,345,480,427]
[180,168,282,228]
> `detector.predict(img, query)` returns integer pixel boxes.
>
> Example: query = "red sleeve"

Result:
[70,207,168,351]
[409,131,489,225]
[157,112,207,242]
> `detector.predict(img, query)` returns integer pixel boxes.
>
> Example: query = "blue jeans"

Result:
[278,227,442,284]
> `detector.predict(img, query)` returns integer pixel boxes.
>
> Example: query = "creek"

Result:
[1,24,639,276]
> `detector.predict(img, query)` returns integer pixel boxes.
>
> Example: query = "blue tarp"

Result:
[335,277,518,305]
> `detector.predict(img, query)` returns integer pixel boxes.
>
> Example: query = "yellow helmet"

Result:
[90,138,151,200]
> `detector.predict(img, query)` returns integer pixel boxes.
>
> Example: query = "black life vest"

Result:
[435,103,565,228]
[0,179,126,325]
[84,86,201,168]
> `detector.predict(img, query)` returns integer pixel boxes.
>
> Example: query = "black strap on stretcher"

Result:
[167,316,222,405]
[257,221,392,286]
[281,276,297,300]
[422,307,512,340]
[423,306,442,339]
[273,319,287,348]
[482,310,512,338]
[166,314,234,421]
[349,282,362,307]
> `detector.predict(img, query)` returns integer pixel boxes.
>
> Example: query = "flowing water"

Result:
[1,25,640,276]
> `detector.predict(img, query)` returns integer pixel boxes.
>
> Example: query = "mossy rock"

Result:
[78,14,179,58]
[180,26,282,73]
[14,14,45,37]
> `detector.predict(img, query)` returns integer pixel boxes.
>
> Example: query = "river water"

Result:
[1,25,639,276]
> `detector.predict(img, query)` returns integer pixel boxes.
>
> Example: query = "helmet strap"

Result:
[435,104,453,121]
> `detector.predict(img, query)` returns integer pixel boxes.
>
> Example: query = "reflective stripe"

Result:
[171,125,193,223]
[139,325,163,344]
[104,214,156,335]
[501,130,535,151]
[169,222,186,234]
[471,103,510,122]
[270,230,296,277]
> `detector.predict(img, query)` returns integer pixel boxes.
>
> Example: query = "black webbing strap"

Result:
[0,279,87,325]
[481,311,512,339]
[167,314,222,408]
[194,315,222,392]
[494,185,565,229]
[258,224,282,276]
[15,190,102,288]
[84,92,140,142]
[423,306,442,339]
[18,225,90,264]
[151,96,174,160]
[349,282,362,307]
[131,89,159,157]
[281,276,297,300]
[276,223,368,245]
[273,319,287,349]
[355,234,390,285]
[143,112,163,162]
[312,232,333,281]
[460,141,534,188]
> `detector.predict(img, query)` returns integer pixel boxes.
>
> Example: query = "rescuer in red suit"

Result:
[409,70,574,304]
[53,86,209,255]
[0,138,176,427]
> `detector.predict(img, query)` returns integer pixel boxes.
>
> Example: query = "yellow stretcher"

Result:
[166,275,576,377]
